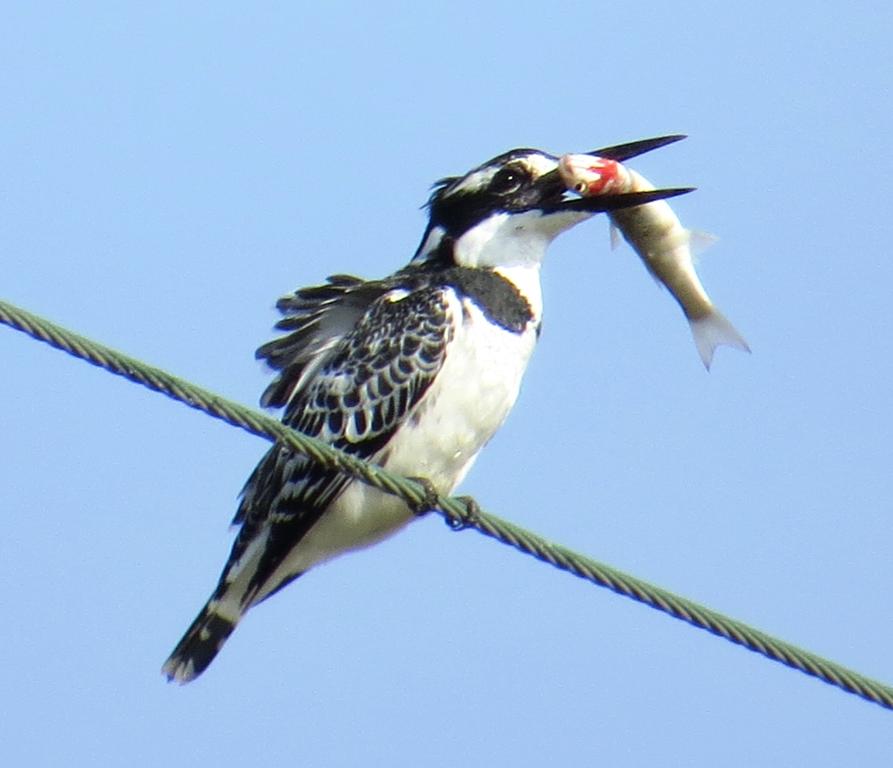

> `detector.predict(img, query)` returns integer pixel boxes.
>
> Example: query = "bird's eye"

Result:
[489,165,529,195]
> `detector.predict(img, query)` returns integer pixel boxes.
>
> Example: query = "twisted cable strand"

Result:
[2,297,891,711]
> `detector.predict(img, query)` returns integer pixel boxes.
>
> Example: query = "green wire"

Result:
[2,296,891,711]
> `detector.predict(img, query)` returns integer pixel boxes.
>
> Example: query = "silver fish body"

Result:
[559,155,749,368]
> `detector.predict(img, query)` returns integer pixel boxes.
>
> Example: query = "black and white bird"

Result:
[162,137,689,683]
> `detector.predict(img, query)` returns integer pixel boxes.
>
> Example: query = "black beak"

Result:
[536,134,693,214]
[587,134,686,161]
[544,186,695,215]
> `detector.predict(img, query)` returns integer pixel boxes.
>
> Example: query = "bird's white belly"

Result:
[278,295,538,576]
[385,297,536,489]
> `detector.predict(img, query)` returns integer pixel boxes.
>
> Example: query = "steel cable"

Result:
[2,296,891,711]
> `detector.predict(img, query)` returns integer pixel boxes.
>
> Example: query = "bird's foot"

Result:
[444,496,481,531]
[407,476,441,518]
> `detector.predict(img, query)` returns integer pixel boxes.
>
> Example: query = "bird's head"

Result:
[413,138,690,271]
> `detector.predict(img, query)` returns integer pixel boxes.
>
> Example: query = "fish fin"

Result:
[687,229,719,259]
[609,222,623,251]
[689,309,751,370]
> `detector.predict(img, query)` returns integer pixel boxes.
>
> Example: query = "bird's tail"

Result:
[162,597,242,684]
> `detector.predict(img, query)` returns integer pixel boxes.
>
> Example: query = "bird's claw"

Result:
[444,496,481,531]
[407,476,440,517]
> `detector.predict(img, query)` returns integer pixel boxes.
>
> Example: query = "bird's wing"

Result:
[256,274,389,408]
[228,279,454,601]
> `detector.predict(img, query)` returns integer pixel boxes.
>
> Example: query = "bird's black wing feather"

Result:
[256,274,389,409]
[229,279,454,599]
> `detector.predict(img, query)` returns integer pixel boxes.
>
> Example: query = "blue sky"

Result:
[2,2,892,765]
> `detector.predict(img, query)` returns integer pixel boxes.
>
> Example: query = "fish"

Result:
[558,152,750,369]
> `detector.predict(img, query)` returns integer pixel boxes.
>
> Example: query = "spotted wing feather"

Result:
[256,275,390,408]
[230,284,454,600]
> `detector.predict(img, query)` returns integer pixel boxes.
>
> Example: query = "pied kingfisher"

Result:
[163,137,688,683]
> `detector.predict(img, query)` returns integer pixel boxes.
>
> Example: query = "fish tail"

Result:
[689,308,750,369]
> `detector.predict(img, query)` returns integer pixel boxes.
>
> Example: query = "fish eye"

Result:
[489,165,529,195]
